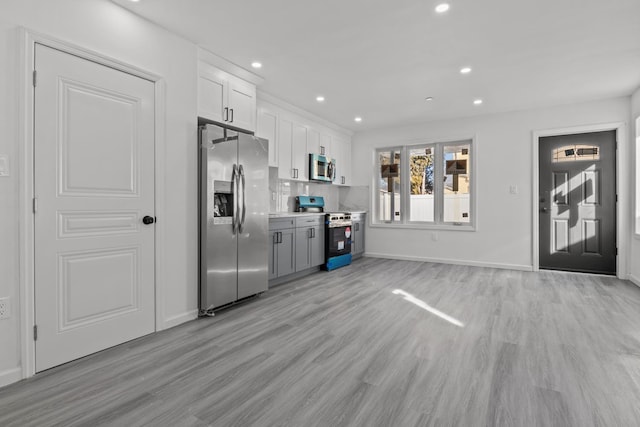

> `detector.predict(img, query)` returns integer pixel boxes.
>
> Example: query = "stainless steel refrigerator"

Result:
[199,124,269,313]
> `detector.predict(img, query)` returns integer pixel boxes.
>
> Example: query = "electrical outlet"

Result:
[0,297,10,320]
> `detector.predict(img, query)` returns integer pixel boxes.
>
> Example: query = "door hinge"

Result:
[33,325,38,341]
[32,70,37,87]
[32,197,37,213]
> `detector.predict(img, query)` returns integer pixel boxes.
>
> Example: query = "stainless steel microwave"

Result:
[309,153,335,183]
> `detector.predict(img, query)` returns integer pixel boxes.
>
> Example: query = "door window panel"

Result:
[552,144,600,162]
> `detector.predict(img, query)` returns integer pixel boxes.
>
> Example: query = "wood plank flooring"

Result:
[2,258,640,426]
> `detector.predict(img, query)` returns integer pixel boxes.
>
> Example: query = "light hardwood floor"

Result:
[2,258,640,426]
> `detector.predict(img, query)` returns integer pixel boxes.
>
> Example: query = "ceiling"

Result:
[112,0,640,132]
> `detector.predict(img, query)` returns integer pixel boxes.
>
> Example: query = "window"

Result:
[375,140,473,228]
[376,148,402,222]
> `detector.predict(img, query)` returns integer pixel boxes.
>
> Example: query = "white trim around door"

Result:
[18,28,167,379]
[532,122,629,279]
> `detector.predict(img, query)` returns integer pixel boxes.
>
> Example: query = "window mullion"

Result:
[401,146,410,224]
[434,144,443,224]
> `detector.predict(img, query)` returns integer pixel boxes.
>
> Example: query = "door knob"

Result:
[540,207,548,213]
[142,215,155,224]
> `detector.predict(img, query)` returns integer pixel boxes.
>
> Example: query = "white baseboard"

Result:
[629,274,640,288]
[0,367,23,388]
[163,309,199,330]
[364,252,533,272]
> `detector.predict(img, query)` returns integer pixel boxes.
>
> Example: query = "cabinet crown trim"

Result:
[198,47,264,86]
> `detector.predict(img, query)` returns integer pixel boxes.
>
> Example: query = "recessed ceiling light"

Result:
[316,96,325,102]
[251,62,262,69]
[460,67,472,74]
[129,0,140,2]
[425,97,434,101]
[473,99,483,105]
[435,3,450,13]
[354,117,363,123]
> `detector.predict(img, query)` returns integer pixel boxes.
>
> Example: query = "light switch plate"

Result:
[0,155,8,177]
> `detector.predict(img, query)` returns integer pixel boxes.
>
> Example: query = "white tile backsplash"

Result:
[338,186,369,211]
[269,167,344,212]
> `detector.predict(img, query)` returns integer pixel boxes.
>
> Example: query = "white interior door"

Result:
[34,44,156,372]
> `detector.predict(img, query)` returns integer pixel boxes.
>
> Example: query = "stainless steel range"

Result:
[324,212,352,271]
[296,196,353,271]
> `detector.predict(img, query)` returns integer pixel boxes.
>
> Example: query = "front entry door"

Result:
[34,44,156,371]
[539,130,616,274]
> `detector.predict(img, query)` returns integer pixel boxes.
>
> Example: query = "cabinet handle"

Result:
[308,228,313,238]
[273,232,278,244]
[279,231,283,243]
[230,108,234,123]
[224,107,229,122]
[320,146,325,155]
[355,223,359,231]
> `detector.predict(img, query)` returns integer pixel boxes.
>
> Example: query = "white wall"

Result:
[352,97,631,270]
[0,0,198,385]
[630,88,640,286]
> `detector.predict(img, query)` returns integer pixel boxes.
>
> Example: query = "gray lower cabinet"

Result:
[351,212,366,258]
[295,216,324,272]
[269,218,296,280]
[269,215,325,281]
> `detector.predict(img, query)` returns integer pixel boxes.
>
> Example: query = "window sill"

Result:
[370,222,476,232]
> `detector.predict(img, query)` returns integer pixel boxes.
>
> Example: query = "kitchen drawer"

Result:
[269,218,295,231]
[295,215,323,227]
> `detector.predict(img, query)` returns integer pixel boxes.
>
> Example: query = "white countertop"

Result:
[269,211,367,218]
[269,212,325,218]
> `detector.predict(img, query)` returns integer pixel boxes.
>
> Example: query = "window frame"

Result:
[372,137,476,231]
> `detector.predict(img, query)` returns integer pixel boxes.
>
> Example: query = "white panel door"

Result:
[34,44,156,371]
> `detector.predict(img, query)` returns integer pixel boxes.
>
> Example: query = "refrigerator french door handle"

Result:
[238,164,246,233]
[232,163,238,234]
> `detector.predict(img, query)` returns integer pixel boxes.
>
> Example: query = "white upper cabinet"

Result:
[198,62,256,132]
[278,118,294,179]
[307,127,321,156]
[257,98,351,184]
[319,132,332,158]
[292,122,308,181]
[256,105,278,167]
[331,136,351,186]
[277,115,308,181]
